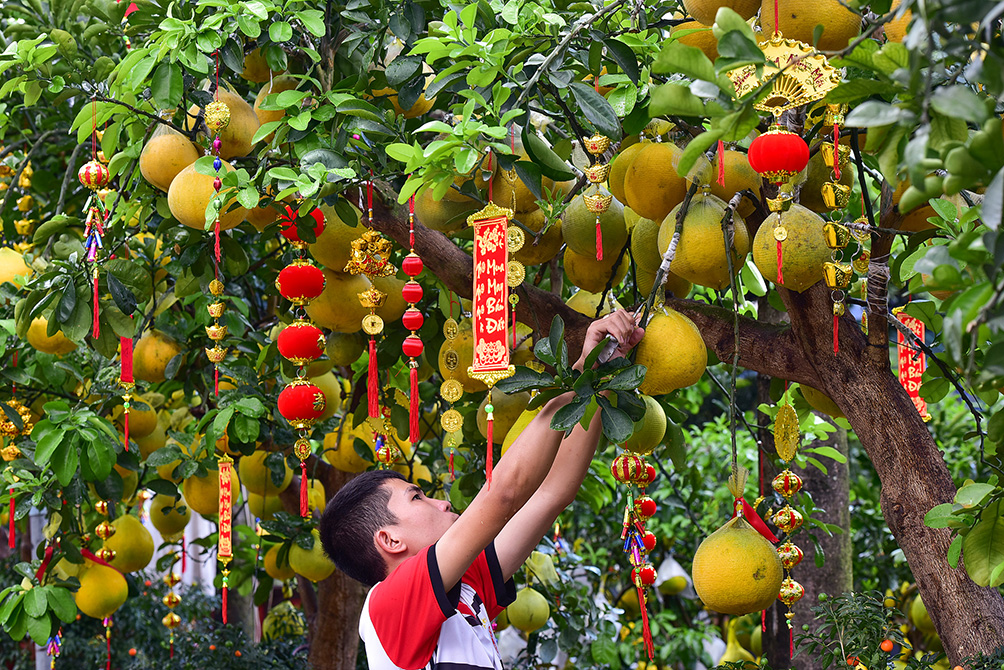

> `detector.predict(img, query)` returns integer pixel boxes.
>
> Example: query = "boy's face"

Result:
[381,478,458,553]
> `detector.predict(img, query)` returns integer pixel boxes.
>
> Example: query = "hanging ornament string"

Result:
[441,292,462,481]
[204,55,231,397]
[78,96,111,340]
[3,353,32,549]
[402,191,425,444]
[120,327,134,452]
[582,134,611,261]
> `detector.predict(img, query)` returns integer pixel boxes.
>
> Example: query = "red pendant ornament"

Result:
[217,455,234,624]
[278,379,326,430]
[279,205,325,245]
[747,127,809,185]
[894,307,931,421]
[277,320,325,365]
[276,260,326,304]
[401,194,426,443]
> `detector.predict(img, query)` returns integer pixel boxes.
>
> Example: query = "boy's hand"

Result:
[573,309,644,371]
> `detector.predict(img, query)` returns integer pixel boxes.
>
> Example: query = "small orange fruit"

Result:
[880,640,894,653]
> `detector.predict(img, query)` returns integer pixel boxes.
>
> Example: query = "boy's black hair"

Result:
[319,469,406,586]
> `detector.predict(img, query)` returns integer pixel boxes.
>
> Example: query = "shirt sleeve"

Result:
[461,542,517,620]
[367,545,460,670]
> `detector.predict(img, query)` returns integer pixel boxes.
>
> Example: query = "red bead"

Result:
[276,260,326,305]
[635,496,657,519]
[401,308,424,332]
[277,380,326,430]
[401,253,423,277]
[213,177,222,191]
[642,463,657,485]
[276,320,325,365]
[402,335,424,358]
[401,281,423,304]
[633,564,657,586]
[642,531,657,553]
[748,129,810,184]
[279,205,326,244]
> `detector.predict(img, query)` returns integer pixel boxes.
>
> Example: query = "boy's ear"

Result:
[375,527,407,556]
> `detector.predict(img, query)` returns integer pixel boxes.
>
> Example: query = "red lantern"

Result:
[402,253,423,277]
[611,454,645,484]
[78,160,111,190]
[401,308,424,332]
[401,280,423,304]
[641,531,657,553]
[402,335,424,358]
[747,127,809,184]
[277,379,326,430]
[640,463,657,487]
[276,259,326,305]
[277,320,325,365]
[633,564,657,586]
[772,469,803,499]
[279,206,325,246]
[635,495,657,520]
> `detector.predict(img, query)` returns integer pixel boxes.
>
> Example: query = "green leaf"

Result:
[144,444,183,467]
[495,367,555,393]
[714,30,766,72]
[568,82,621,139]
[845,100,915,127]
[602,38,639,85]
[297,9,326,37]
[803,445,848,464]
[649,83,706,118]
[55,279,76,323]
[955,483,996,508]
[712,7,757,43]
[269,21,293,43]
[33,427,66,467]
[653,41,716,83]
[548,315,565,372]
[923,502,957,528]
[50,438,78,486]
[150,61,182,109]
[25,613,51,647]
[105,270,137,315]
[962,501,1004,586]
[22,589,45,618]
[596,396,634,442]
[825,79,889,105]
[47,587,77,624]
[86,438,115,480]
[521,127,575,182]
[677,128,722,178]
[930,86,989,124]
[551,398,589,432]
[603,365,647,391]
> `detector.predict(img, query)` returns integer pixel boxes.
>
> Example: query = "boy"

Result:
[320,310,644,670]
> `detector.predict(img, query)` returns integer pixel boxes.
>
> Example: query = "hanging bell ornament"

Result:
[778,577,805,607]
[78,160,111,190]
[777,541,804,570]
[772,469,803,499]
[204,101,231,132]
[772,505,804,534]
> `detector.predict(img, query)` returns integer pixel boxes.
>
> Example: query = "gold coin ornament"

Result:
[362,314,385,335]
[440,379,463,403]
[440,408,463,434]
[506,260,526,287]
[773,225,788,242]
[443,349,459,371]
[507,226,525,253]
[443,318,459,340]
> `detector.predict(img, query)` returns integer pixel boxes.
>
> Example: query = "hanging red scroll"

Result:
[893,307,930,421]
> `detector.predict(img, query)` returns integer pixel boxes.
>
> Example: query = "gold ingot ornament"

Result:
[583,134,611,156]
[823,222,850,250]
[823,261,853,290]
[821,182,852,209]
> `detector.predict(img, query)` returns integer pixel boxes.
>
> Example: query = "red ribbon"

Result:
[8,488,14,549]
[449,450,455,481]
[92,269,100,339]
[732,497,778,543]
[81,548,121,571]
[833,313,840,354]
[222,584,228,624]
[595,219,603,261]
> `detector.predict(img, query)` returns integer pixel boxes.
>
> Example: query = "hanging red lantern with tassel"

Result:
[279,206,325,245]
[401,194,426,443]
[747,127,809,185]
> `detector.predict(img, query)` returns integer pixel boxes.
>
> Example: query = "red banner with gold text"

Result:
[470,214,511,375]
[218,459,233,560]
[895,309,930,421]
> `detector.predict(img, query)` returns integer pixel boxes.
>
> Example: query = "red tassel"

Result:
[449,450,455,481]
[595,217,603,261]
[409,366,420,443]
[123,406,129,452]
[638,586,655,660]
[214,366,219,397]
[222,585,228,624]
[300,462,308,517]
[8,488,15,549]
[92,270,100,338]
[214,219,221,263]
[105,620,111,670]
[833,124,840,181]
[169,638,174,659]
[833,313,839,354]
[368,336,379,418]
[716,140,726,187]
[762,610,766,642]
[776,239,784,285]
[485,415,493,488]
[790,624,794,658]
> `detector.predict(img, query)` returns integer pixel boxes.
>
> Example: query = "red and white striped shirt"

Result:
[360,543,516,670]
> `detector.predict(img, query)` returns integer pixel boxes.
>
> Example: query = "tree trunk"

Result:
[796,426,853,670]
[364,198,1004,663]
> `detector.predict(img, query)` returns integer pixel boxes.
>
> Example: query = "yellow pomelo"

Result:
[116,465,139,502]
[720,617,757,667]
[240,450,293,496]
[133,330,182,383]
[750,626,763,656]
[622,395,667,455]
[245,193,282,231]
[242,47,283,83]
[437,327,487,392]
[710,149,760,218]
[326,331,366,367]
[884,0,911,42]
[413,187,480,233]
[393,460,433,484]
[248,491,284,521]
[372,71,436,119]
[111,394,158,439]
[374,275,407,323]
[308,479,326,513]
[135,416,167,460]
[253,75,299,140]
[182,468,241,517]
[564,246,630,293]
[563,190,627,259]
[501,407,540,457]
[630,216,663,272]
[674,21,719,62]
[759,0,862,51]
[660,193,750,290]
[0,247,31,288]
[910,595,936,634]
[477,389,532,444]
[74,561,128,619]
[167,161,248,231]
[262,601,306,639]
[264,544,296,580]
[609,142,648,205]
[683,0,758,24]
[623,142,688,222]
[624,206,642,232]
[565,290,623,317]
[289,529,336,582]
[636,266,693,299]
[139,127,200,192]
[507,587,550,633]
[311,371,343,421]
[183,88,260,160]
[798,150,854,213]
[322,423,375,473]
[513,209,563,266]
[104,514,154,573]
[753,204,829,293]
[305,269,373,333]
[27,317,77,355]
[490,140,558,213]
[800,384,844,418]
[636,307,707,395]
[307,201,363,271]
[692,515,783,615]
[525,551,560,587]
[659,574,688,595]
[149,494,190,539]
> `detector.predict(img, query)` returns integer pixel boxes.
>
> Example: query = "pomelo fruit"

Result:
[692,515,782,615]
[167,160,248,231]
[752,203,829,292]
[636,307,707,395]
[139,126,200,192]
[660,193,750,290]
[289,529,336,582]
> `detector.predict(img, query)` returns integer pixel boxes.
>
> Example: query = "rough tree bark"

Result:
[298,198,1003,668]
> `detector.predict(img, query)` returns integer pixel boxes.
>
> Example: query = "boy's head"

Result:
[320,470,458,586]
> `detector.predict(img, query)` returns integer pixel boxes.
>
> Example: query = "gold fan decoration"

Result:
[729,34,842,116]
